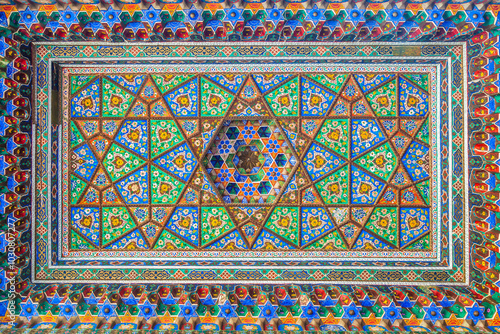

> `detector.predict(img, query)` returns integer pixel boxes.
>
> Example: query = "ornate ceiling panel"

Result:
[0,1,499,331]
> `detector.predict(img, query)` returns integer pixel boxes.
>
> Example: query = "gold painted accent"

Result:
[392,46,421,56]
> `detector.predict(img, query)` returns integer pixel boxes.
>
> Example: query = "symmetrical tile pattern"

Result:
[2,0,497,328]
[33,43,467,286]
[68,72,431,252]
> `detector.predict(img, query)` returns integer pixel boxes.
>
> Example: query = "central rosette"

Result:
[234,145,264,175]
[203,119,296,203]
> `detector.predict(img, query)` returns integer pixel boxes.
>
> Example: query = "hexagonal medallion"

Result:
[203,119,296,204]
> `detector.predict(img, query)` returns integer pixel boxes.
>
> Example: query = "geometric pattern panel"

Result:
[68,72,432,252]
[32,42,468,285]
